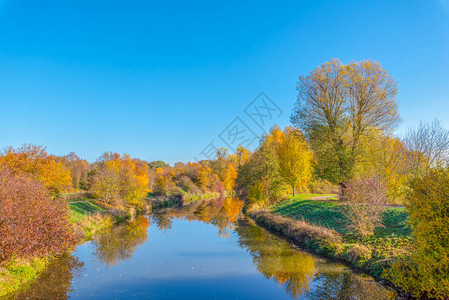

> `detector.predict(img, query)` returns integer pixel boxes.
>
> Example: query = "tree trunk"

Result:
[340,182,347,198]
[292,185,296,196]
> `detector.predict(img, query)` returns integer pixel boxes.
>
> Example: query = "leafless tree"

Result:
[343,176,387,237]
[404,119,449,172]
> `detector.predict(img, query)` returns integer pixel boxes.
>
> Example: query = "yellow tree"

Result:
[196,162,212,190]
[356,130,411,203]
[275,127,312,196]
[234,146,251,168]
[292,59,400,189]
[92,153,149,208]
[222,163,237,191]
[0,144,72,193]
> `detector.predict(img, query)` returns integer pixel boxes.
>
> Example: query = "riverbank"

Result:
[247,194,412,293]
[0,198,120,297]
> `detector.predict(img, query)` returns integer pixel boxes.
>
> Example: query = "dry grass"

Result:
[248,209,377,270]
[248,209,342,251]
[71,212,114,240]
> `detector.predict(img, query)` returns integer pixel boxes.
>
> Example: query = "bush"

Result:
[386,169,449,299]
[176,175,201,194]
[0,168,77,263]
[343,176,387,237]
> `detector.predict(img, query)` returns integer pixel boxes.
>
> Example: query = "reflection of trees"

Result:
[92,216,149,266]
[200,197,244,238]
[153,197,244,238]
[151,213,173,232]
[236,220,396,299]
[305,263,397,300]
[236,220,316,298]
[12,254,84,299]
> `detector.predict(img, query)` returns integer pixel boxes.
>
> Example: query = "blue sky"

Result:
[0,0,448,164]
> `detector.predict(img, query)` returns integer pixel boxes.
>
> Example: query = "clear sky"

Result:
[0,0,448,164]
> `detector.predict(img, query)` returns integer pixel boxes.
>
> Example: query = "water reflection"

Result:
[11,254,84,299]
[236,220,316,298]
[92,216,149,266]
[12,197,397,299]
[236,219,396,299]
[152,197,244,238]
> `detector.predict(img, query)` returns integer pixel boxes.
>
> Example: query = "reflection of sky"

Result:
[69,219,294,299]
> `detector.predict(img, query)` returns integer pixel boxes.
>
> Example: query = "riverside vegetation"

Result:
[0,146,237,296]
[1,59,449,298]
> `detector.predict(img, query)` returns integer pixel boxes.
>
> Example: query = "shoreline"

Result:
[246,209,407,298]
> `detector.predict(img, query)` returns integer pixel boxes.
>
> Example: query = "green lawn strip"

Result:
[271,195,348,233]
[68,200,106,223]
[270,195,412,276]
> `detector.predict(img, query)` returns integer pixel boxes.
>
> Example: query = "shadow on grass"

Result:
[272,199,349,233]
[69,201,104,216]
[272,197,411,238]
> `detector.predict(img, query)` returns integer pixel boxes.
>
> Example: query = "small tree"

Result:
[91,153,149,208]
[343,176,387,236]
[275,126,312,196]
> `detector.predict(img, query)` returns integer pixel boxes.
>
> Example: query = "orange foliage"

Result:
[0,168,77,262]
[91,153,149,208]
[0,144,72,193]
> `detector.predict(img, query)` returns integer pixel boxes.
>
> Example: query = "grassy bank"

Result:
[248,194,412,279]
[69,200,116,240]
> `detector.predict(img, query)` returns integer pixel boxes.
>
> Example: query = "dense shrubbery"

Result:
[387,169,449,299]
[0,168,77,263]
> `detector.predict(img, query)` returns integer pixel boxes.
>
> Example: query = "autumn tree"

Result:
[356,130,411,203]
[234,146,251,168]
[236,126,286,206]
[91,153,149,208]
[291,59,400,190]
[275,126,312,196]
[148,160,170,169]
[61,152,90,190]
[211,148,238,192]
[0,144,72,193]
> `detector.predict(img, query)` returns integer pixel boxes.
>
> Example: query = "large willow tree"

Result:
[291,59,400,189]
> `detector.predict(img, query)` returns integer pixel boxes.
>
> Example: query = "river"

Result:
[13,197,397,299]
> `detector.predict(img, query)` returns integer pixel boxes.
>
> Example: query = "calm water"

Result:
[14,198,397,299]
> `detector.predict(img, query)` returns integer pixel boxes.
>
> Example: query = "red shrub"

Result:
[0,168,77,263]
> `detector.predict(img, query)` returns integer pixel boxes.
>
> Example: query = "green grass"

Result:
[271,195,348,233]
[69,201,106,223]
[270,194,412,275]
[68,200,114,240]
[0,257,48,297]
[271,194,411,237]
